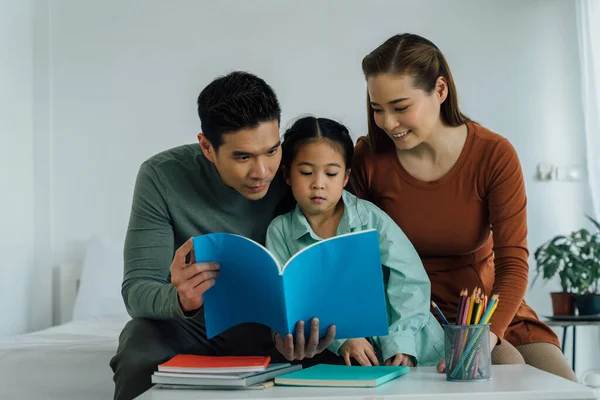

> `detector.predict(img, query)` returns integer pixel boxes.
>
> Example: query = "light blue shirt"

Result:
[266,190,444,366]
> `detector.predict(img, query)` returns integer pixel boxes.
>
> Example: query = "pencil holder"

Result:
[443,324,491,382]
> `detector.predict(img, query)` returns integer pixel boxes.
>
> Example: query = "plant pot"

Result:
[551,292,575,316]
[574,294,600,316]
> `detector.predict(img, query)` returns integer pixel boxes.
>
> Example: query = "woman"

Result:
[348,33,577,381]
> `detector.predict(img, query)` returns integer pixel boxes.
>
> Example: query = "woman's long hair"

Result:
[362,33,471,153]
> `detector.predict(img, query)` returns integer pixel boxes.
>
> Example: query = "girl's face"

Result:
[367,73,447,151]
[287,139,350,217]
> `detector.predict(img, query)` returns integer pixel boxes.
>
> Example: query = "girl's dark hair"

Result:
[362,33,471,153]
[282,116,354,169]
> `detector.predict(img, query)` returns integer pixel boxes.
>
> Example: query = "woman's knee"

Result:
[492,341,526,365]
[516,342,578,382]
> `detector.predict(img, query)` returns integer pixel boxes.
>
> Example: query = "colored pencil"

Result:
[480,294,499,324]
[471,297,481,325]
[483,298,499,324]
[460,290,470,325]
[456,289,469,325]
[432,301,450,325]
[465,291,475,325]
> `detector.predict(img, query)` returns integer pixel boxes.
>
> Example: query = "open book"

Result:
[192,229,389,339]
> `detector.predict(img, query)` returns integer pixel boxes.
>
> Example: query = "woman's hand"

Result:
[385,353,414,367]
[489,331,498,351]
[339,338,380,366]
[437,359,446,373]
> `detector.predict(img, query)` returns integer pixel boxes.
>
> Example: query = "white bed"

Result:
[0,236,130,400]
[0,316,129,399]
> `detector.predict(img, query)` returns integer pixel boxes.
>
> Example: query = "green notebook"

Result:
[274,364,409,388]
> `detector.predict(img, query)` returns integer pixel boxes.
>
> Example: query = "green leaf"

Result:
[586,214,600,232]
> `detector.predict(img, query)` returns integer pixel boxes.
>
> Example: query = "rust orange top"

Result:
[349,121,559,347]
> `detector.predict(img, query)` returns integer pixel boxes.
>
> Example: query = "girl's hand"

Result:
[385,353,415,367]
[339,338,380,366]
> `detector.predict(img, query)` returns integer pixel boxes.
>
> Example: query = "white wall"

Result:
[9,0,600,375]
[0,0,36,336]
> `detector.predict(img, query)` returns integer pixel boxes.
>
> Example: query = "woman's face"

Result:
[367,73,446,151]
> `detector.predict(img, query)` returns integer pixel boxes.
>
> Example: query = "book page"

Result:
[193,233,289,338]
[281,229,389,339]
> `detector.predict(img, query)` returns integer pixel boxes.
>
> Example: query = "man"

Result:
[109,71,339,400]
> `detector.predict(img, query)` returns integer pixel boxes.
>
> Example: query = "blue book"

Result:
[274,364,409,387]
[192,229,389,339]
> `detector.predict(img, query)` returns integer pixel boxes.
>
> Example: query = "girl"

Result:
[349,33,576,381]
[265,116,444,367]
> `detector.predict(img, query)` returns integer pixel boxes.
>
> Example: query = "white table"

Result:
[136,365,597,400]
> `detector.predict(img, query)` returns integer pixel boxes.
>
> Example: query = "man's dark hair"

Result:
[197,71,281,151]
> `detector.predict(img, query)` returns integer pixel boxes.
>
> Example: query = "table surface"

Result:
[543,318,600,327]
[136,365,597,400]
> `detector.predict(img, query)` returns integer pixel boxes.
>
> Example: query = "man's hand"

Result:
[340,338,380,366]
[170,237,220,313]
[274,318,336,361]
[385,353,414,367]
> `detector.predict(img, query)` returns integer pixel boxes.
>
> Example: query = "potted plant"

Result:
[568,216,600,315]
[533,237,576,316]
[533,215,600,316]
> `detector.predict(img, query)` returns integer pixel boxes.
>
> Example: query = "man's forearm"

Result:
[122,279,185,319]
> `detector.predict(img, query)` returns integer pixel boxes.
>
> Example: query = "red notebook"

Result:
[158,355,271,374]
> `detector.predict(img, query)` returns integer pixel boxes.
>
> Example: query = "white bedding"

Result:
[0,316,130,400]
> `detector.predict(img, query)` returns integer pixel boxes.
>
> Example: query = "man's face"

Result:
[198,120,282,200]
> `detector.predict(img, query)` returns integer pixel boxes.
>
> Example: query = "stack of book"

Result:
[151,355,301,390]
